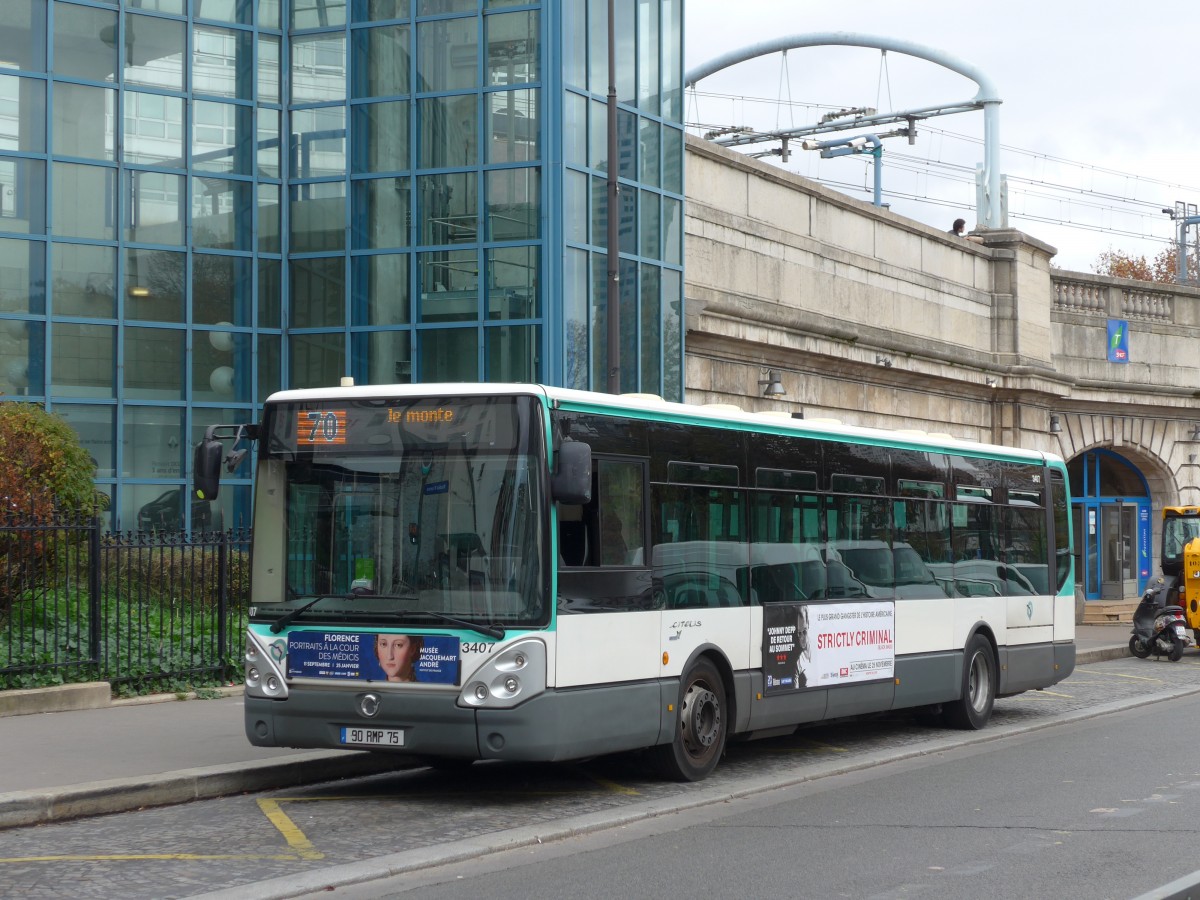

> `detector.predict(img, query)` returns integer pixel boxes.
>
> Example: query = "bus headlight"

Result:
[245,631,289,699]
[458,638,546,709]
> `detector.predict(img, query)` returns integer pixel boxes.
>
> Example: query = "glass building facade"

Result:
[0,0,684,530]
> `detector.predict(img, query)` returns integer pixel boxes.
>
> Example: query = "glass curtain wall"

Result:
[561,0,684,399]
[0,0,281,530]
[334,0,545,390]
[0,0,685,527]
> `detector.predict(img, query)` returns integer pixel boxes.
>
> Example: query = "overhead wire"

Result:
[687,88,1200,195]
[685,88,1195,250]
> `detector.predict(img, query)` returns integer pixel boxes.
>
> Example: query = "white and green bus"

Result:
[198,383,1075,782]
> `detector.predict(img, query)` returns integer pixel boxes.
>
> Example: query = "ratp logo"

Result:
[1107,319,1130,364]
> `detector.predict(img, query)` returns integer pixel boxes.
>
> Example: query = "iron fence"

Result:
[1,514,250,693]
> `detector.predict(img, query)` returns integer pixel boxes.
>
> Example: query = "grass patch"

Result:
[0,580,246,696]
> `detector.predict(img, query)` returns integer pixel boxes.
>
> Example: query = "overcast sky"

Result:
[684,0,1199,272]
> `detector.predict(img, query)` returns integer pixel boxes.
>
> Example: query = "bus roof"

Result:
[262,382,1062,467]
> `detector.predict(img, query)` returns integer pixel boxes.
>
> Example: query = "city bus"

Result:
[197,383,1075,782]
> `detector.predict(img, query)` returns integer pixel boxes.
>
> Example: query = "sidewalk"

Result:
[0,624,1133,830]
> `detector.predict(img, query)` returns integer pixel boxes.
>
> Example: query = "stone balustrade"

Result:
[1121,286,1173,323]
[1052,270,1179,324]
[1053,276,1107,316]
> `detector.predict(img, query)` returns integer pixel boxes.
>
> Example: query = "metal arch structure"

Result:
[685,33,1004,230]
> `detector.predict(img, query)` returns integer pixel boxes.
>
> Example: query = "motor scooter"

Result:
[1130,577,1190,661]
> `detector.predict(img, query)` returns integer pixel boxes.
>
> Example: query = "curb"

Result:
[0,751,413,831]
[1076,645,1130,665]
[0,684,244,719]
[111,685,244,707]
[0,682,112,717]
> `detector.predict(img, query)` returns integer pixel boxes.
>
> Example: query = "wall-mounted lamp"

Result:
[758,368,786,397]
[1190,423,1200,441]
[875,355,893,368]
[985,377,998,388]
[1049,414,1062,434]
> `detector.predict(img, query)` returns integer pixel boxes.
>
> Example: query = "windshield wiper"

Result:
[344,594,505,639]
[271,592,507,640]
[270,592,358,633]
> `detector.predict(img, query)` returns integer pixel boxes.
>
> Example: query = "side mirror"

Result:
[193,438,224,501]
[552,440,592,505]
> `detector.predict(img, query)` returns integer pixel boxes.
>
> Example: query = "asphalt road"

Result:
[3,653,1200,900]
[314,691,1200,900]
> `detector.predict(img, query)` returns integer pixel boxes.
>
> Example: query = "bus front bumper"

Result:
[245,679,667,763]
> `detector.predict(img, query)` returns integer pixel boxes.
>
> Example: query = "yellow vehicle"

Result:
[1161,507,1200,640]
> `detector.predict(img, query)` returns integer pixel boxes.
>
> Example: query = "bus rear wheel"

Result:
[652,658,727,782]
[942,634,996,730]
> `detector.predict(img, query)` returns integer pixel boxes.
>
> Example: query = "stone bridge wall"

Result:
[684,135,1200,506]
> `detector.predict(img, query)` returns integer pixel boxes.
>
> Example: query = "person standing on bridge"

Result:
[949,218,984,244]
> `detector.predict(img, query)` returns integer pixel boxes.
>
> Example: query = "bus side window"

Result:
[566,458,646,568]
[596,459,645,566]
[557,503,588,567]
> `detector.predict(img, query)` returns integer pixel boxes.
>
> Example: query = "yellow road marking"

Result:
[778,738,848,754]
[1016,689,1074,699]
[1090,671,1166,683]
[257,798,324,860]
[580,775,640,796]
[0,801,322,865]
[278,790,599,801]
[0,853,300,863]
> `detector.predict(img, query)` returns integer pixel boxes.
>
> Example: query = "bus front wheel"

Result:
[652,658,727,782]
[942,634,996,730]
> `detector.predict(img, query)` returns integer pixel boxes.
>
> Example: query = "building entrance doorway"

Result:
[1068,449,1150,602]
[1100,504,1138,599]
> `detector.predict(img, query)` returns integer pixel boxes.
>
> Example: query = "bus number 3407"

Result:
[462,642,497,655]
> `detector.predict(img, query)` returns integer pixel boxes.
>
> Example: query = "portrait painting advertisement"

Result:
[762,602,895,695]
[285,631,462,685]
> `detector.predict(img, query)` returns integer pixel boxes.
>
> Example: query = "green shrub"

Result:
[0,402,103,619]
[1,584,245,693]
[101,546,250,608]
[0,402,99,519]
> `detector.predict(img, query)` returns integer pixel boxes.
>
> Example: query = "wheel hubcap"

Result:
[681,682,721,754]
[968,653,990,713]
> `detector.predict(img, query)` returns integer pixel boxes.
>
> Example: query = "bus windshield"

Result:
[255,395,548,628]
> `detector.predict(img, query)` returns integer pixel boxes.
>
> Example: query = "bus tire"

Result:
[652,657,727,782]
[942,634,996,730]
